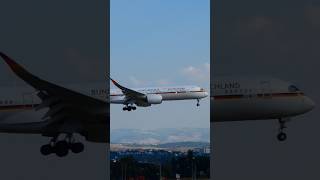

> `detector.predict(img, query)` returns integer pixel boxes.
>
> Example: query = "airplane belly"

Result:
[212,96,307,121]
[110,96,126,104]
[0,108,48,134]
[162,92,202,101]
[0,108,46,123]
[161,93,181,100]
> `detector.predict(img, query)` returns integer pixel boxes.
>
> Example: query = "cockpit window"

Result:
[288,85,300,92]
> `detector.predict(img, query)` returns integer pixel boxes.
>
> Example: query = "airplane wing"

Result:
[110,77,146,101]
[0,52,109,143]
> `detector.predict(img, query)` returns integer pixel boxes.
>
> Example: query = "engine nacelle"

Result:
[146,94,163,104]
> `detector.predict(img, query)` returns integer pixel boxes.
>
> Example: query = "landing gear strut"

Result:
[40,134,84,157]
[123,105,137,111]
[277,118,288,141]
[196,99,200,107]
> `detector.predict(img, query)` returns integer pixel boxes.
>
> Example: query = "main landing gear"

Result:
[196,99,200,107]
[277,118,288,141]
[40,134,84,157]
[123,105,137,111]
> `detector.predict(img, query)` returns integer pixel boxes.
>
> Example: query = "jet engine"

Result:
[146,94,163,104]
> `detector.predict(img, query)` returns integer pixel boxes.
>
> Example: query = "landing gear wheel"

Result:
[55,141,69,157]
[277,132,287,141]
[40,144,53,156]
[123,107,127,111]
[277,118,288,141]
[132,106,137,110]
[71,143,84,154]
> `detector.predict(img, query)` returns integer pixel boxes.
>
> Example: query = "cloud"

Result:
[181,63,210,83]
[129,76,145,87]
[121,63,210,87]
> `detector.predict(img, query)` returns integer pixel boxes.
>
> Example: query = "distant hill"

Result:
[111,141,210,152]
[158,141,209,149]
[111,128,209,145]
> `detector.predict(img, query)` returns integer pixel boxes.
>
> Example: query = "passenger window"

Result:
[288,85,299,92]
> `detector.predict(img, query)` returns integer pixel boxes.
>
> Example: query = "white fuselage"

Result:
[0,77,315,125]
[0,84,208,123]
[110,86,209,105]
[212,77,315,121]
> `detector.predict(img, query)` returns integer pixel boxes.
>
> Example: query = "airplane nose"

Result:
[304,96,315,112]
[204,91,209,97]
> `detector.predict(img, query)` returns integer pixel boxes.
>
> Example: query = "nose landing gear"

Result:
[196,99,200,107]
[277,132,287,141]
[277,118,288,141]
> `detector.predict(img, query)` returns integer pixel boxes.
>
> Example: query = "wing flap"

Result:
[0,52,109,143]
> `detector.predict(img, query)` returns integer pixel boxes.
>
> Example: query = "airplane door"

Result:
[260,80,272,98]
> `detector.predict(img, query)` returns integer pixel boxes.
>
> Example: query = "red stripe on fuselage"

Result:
[213,92,304,100]
[110,90,206,97]
[0,104,36,111]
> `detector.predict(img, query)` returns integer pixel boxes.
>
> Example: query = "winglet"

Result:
[107,75,117,84]
[109,76,122,89]
[0,52,42,88]
[0,52,23,72]
[110,78,117,85]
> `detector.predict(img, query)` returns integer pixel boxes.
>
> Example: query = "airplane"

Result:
[110,78,209,111]
[0,52,110,157]
[211,77,315,141]
[0,52,208,157]
[0,52,315,157]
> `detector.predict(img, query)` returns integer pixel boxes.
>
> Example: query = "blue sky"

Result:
[110,0,210,130]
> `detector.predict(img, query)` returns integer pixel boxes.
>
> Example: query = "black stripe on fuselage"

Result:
[213,92,304,100]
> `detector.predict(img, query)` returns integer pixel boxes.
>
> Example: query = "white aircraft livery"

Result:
[0,52,208,157]
[0,52,315,157]
[110,79,209,111]
[212,77,315,141]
